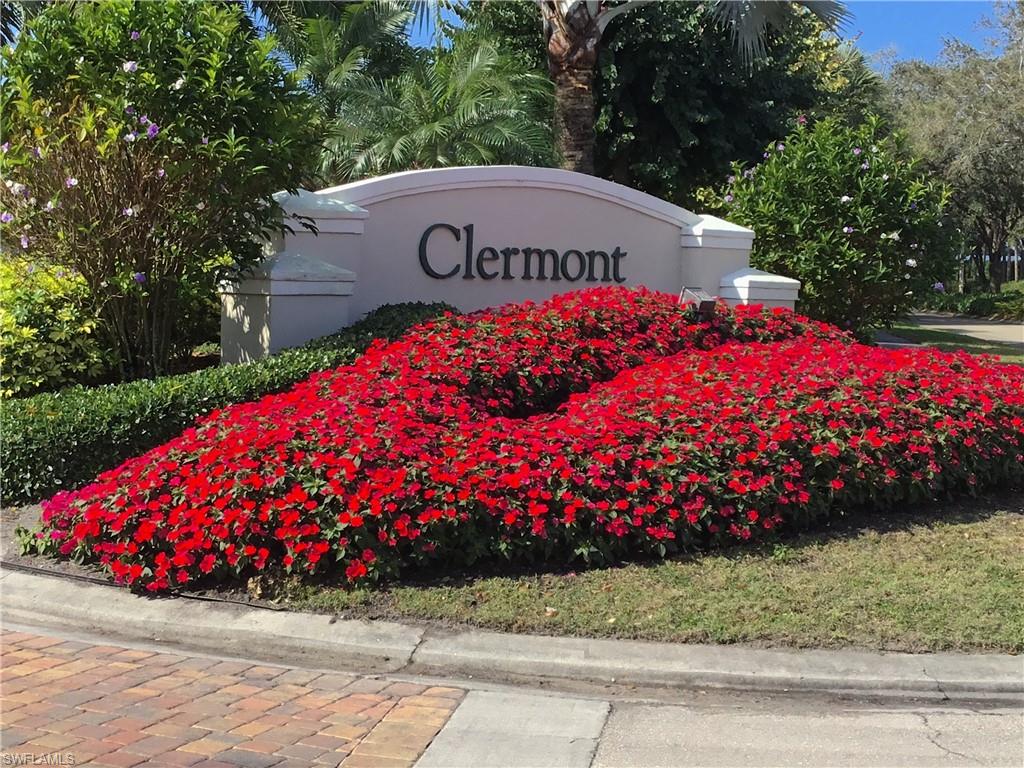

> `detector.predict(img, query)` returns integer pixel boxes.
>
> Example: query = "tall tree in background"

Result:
[463,1,868,203]
[889,2,1024,290]
[595,7,876,203]
[538,0,848,175]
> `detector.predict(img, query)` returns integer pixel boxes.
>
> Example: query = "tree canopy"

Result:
[888,3,1024,290]
[461,0,878,205]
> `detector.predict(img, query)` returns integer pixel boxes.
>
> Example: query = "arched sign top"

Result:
[314,166,704,229]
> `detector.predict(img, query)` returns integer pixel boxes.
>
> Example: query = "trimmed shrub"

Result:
[994,293,1024,322]
[22,287,1023,594]
[0,260,111,397]
[918,286,1024,321]
[3,302,453,505]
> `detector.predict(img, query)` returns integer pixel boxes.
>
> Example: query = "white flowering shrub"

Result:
[717,116,952,335]
[0,0,319,379]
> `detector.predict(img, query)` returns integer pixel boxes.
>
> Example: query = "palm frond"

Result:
[711,0,849,63]
[318,39,554,183]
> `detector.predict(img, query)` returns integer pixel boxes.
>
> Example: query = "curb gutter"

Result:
[2,569,1022,702]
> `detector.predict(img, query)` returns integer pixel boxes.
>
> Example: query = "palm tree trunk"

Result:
[544,8,600,176]
[552,61,596,174]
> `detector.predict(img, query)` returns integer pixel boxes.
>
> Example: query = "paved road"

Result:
[2,627,1022,768]
[911,313,1024,350]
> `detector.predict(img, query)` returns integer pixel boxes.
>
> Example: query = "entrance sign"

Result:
[417,222,627,283]
[220,166,799,363]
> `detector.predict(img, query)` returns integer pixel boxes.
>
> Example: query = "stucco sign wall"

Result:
[220,166,798,363]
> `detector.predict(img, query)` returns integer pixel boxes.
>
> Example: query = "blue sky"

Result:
[412,1,998,63]
[846,0,996,62]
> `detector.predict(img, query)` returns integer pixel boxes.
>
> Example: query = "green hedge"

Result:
[2,302,455,506]
[918,288,1024,321]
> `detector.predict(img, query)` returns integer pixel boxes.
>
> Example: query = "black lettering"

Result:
[418,223,461,279]
[501,247,520,280]
[521,248,561,281]
[585,250,610,282]
[476,247,500,280]
[560,249,586,281]
[610,246,627,283]
[462,224,475,279]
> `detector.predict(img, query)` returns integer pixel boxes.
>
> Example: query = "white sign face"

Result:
[278,166,754,316]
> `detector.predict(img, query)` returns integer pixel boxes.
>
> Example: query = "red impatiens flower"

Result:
[28,287,1024,591]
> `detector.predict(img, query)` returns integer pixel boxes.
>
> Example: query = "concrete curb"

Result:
[2,568,1022,702]
[0,569,421,673]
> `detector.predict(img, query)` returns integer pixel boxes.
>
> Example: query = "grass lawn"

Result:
[273,494,1024,653]
[888,322,1024,365]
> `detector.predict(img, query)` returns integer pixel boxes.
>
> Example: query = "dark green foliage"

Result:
[459,0,873,205]
[595,2,830,205]
[918,288,1024,322]
[2,302,455,505]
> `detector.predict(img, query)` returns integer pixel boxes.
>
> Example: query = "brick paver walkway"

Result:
[0,629,465,768]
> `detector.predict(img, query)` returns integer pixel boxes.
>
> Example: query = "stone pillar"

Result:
[219,190,368,363]
[219,252,356,364]
[679,215,756,296]
[272,189,369,275]
[719,267,801,311]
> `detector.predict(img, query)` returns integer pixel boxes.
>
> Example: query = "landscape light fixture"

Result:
[679,287,717,321]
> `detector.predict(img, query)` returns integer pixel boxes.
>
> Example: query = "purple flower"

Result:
[65,176,78,188]
[156,168,165,178]
[853,147,862,155]
[843,226,855,234]
[796,114,807,126]
[123,207,136,217]
[1,212,13,223]
[44,200,55,212]
[762,151,769,159]
[146,123,160,139]
[122,61,138,73]
[130,30,140,40]
[910,202,918,210]
[776,142,785,151]
[0,142,8,153]
[933,282,945,293]
[201,136,209,145]
[125,105,136,115]
[133,272,147,283]
[727,175,735,184]
[32,146,41,158]
[724,194,734,203]
[124,131,137,143]
[139,114,150,125]
[20,234,29,249]
[861,162,870,170]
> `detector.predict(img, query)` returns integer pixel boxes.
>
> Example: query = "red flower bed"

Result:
[27,287,1024,591]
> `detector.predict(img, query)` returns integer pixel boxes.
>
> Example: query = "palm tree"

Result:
[320,41,554,182]
[291,4,413,116]
[250,0,413,80]
[540,0,849,174]
[1,0,60,44]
